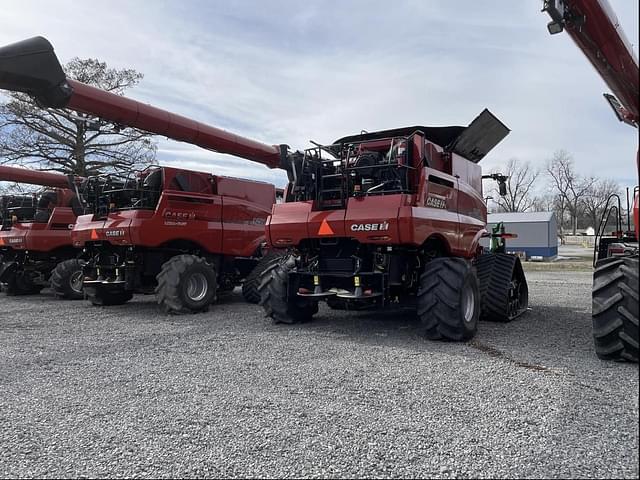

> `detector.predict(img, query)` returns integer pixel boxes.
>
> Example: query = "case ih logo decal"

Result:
[351,221,390,232]
[164,210,196,220]
[8,237,23,244]
[105,230,125,238]
[426,196,447,209]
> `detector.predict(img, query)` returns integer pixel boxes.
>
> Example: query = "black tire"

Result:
[155,254,217,314]
[258,256,318,324]
[592,255,638,362]
[3,272,42,296]
[85,286,133,306]
[50,259,85,300]
[476,253,528,322]
[417,257,480,341]
[242,251,285,304]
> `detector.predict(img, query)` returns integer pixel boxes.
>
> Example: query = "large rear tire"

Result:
[155,254,217,314]
[417,257,479,341]
[592,255,638,362]
[476,253,528,322]
[51,259,85,300]
[259,256,318,324]
[242,251,285,304]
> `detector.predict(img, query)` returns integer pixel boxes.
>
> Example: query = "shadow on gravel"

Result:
[271,304,639,373]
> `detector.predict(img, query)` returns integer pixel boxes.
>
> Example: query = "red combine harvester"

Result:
[74,166,277,311]
[258,113,528,340]
[543,0,639,362]
[0,36,527,334]
[0,165,85,298]
[0,37,281,313]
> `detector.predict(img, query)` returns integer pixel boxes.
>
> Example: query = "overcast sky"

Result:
[1,0,638,190]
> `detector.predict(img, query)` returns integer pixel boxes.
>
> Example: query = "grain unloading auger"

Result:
[0,36,527,332]
[0,165,88,297]
[0,37,285,169]
[0,37,284,313]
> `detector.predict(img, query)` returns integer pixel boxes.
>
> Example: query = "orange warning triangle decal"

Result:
[90,229,99,240]
[318,219,334,236]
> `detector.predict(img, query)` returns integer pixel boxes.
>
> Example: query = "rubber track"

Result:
[592,255,638,362]
[476,253,522,322]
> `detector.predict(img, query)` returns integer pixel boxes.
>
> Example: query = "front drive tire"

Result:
[258,256,318,324]
[592,255,638,362]
[417,257,480,341]
[155,254,217,314]
[242,251,285,304]
[3,272,43,296]
[51,259,86,300]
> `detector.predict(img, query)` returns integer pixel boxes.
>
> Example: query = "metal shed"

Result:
[483,211,558,260]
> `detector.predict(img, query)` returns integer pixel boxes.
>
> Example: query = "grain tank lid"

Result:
[445,109,510,163]
[331,109,509,163]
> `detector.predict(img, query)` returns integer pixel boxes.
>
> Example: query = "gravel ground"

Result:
[0,268,638,479]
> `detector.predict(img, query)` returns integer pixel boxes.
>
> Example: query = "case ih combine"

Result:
[0,37,281,314]
[0,165,85,298]
[0,36,528,335]
[258,113,528,340]
[73,165,277,312]
[543,0,639,362]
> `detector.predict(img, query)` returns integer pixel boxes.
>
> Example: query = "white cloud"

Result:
[1,0,638,189]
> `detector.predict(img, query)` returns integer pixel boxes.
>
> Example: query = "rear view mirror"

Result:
[499,181,507,197]
[547,21,564,35]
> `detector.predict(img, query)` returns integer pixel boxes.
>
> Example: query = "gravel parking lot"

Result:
[1,267,638,479]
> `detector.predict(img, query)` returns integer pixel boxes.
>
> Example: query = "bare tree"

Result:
[583,179,620,229]
[531,193,556,212]
[546,150,596,235]
[493,158,539,212]
[0,57,156,176]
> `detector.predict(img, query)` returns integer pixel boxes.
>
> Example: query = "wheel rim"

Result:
[70,270,84,294]
[186,273,209,302]
[462,284,476,324]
